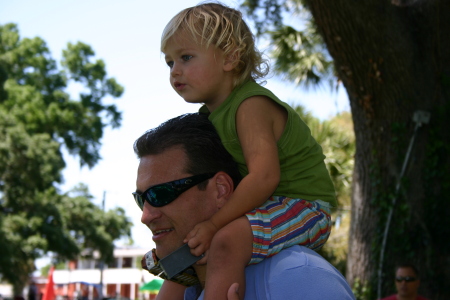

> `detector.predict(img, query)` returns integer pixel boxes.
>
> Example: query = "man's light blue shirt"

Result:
[184,245,355,300]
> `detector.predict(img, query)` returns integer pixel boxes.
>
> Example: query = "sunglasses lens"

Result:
[147,186,178,207]
[133,173,215,209]
[132,193,144,210]
[396,277,416,282]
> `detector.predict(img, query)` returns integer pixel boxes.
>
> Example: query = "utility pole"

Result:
[99,191,106,300]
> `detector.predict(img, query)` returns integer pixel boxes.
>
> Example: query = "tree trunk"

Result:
[14,284,26,299]
[304,0,450,298]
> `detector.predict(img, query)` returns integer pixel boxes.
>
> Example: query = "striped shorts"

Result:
[246,196,332,265]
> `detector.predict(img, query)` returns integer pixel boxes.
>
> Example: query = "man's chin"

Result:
[156,243,184,259]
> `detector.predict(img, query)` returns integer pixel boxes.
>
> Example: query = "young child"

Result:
[160,2,336,299]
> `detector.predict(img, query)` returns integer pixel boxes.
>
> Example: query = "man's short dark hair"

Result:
[134,113,241,188]
[395,263,420,278]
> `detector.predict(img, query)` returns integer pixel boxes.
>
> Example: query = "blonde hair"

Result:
[161,2,269,88]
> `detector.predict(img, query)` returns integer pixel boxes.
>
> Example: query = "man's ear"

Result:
[213,172,234,209]
[223,49,240,72]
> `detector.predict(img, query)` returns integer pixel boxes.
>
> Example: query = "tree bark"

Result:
[304,0,450,298]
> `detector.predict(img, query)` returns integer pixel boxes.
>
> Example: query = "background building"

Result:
[34,247,159,300]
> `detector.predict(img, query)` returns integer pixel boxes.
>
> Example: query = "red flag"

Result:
[42,266,55,300]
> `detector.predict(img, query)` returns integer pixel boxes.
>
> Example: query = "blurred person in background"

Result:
[379,263,429,300]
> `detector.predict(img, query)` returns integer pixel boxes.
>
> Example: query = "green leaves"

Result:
[241,0,335,89]
[0,24,123,167]
[269,23,333,89]
[62,42,124,104]
[0,23,131,292]
[0,117,63,201]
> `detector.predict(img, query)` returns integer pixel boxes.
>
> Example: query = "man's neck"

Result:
[397,293,418,300]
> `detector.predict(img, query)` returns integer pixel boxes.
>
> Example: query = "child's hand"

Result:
[196,250,208,265]
[183,220,218,257]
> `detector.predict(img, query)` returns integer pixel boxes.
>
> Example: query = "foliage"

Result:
[352,278,372,300]
[243,0,335,89]
[40,262,66,277]
[414,102,449,296]
[0,23,132,295]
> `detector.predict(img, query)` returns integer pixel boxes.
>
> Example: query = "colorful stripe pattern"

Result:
[246,196,331,265]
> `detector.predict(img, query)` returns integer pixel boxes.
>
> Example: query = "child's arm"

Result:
[185,95,287,256]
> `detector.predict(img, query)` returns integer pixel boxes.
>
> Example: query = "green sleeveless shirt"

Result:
[199,81,336,206]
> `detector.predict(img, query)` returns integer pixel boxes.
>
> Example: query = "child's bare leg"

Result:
[156,280,186,300]
[203,216,253,300]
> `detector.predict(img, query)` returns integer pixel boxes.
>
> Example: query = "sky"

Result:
[0,0,349,255]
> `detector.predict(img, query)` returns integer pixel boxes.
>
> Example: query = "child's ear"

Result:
[223,49,239,72]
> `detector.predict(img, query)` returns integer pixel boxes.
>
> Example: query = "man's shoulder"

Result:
[256,245,343,275]
[188,246,356,300]
[244,245,355,299]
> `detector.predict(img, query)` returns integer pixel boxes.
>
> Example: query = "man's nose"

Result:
[141,202,162,224]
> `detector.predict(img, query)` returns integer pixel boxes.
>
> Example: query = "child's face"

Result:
[163,31,235,111]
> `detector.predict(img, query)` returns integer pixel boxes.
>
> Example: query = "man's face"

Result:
[137,146,219,258]
[395,267,420,298]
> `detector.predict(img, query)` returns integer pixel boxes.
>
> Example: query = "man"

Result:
[27,281,37,300]
[133,113,355,299]
[379,264,429,300]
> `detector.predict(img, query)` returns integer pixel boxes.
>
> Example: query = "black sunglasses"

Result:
[395,276,417,282]
[132,173,215,209]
